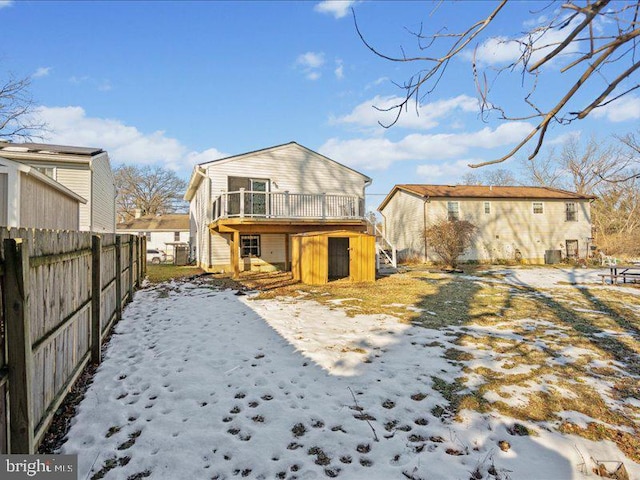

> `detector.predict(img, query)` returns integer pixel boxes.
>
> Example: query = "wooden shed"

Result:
[291,230,376,285]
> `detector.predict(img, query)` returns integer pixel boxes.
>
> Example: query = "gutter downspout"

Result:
[423,196,430,263]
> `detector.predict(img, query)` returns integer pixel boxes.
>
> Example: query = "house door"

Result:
[328,237,350,280]
[250,179,268,216]
[566,240,579,260]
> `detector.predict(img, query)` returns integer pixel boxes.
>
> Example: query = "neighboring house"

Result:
[0,141,116,232]
[0,156,86,230]
[116,213,190,252]
[378,184,595,263]
[184,142,372,276]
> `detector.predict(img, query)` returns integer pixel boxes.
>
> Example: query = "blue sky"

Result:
[2,0,639,209]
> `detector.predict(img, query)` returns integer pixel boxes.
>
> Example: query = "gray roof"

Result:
[0,142,104,156]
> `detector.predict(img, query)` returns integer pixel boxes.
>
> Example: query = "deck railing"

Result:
[211,190,364,221]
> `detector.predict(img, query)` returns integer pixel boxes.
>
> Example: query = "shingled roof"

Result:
[379,184,595,211]
[117,214,189,231]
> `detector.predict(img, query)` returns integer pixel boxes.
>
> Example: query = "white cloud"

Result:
[295,52,325,80]
[591,94,640,123]
[314,0,354,19]
[416,159,477,179]
[33,106,226,172]
[98,80,112,92]
[33,67,51,78]
[334,60,344,80]
[333,94,478,131]
[468,17,581,66]
[0,1,13,9]
[546,130,581,146]
[319,121,533,170]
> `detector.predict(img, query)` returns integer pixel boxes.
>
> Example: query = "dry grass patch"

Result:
[145,265,204,284]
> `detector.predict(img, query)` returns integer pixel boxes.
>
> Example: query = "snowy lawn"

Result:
[60,267,640,479]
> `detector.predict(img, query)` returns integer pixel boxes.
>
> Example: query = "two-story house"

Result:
[0,142,116,232]
[0,155,86,230]
[378,184,595,263]
[184,142,372,276]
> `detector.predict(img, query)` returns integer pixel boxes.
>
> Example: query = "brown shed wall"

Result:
[292,231,375,285]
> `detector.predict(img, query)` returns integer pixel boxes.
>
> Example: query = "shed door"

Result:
[328,237,350,280]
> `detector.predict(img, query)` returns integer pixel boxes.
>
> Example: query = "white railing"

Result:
[367,218,397,269]
[211,189,365,221]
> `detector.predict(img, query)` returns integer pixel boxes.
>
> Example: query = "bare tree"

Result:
[0,74,45,140]
[355,1,640,167]
[522,135,638,193]
[115,165,188,222]
[424,217,476,268]
[460,168,518,186]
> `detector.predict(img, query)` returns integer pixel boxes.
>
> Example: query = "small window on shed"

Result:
[565,202,577,221]
[174,232,180,241]
[447,201,460,221]
[240,235,260,257]
[484,201,491,214]
[532,202,544,214]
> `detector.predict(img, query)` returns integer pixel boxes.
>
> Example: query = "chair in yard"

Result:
[599,251,617,266]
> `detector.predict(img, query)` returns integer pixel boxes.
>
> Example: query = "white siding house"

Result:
[379,185,595,263]
[0,142,116,232]
[0,156,86,230]
[184,142,372,276]
[117,214,190,253]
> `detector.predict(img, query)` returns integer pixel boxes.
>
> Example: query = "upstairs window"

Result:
[447,201,460,221]
[532,202,544,214]
[566,202,577,222]
[145,232,151,241]
[240,235,261,257]
[484,201,491,214]
[174,232,180,241]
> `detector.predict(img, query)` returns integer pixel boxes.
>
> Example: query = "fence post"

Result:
[141,235,147,279]
[128,236,134,302]
[136,236,142,286]
[115,236,122,322]
[3,238,34,453]
[91,235,102,364]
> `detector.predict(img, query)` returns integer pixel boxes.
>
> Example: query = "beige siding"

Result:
[19,172,79,230]
[206,143,366,198]
[383,191,593,263]
[90,153,116,232]
[380,191,427,261]
[55,167,91,230]
[0,173,6,225]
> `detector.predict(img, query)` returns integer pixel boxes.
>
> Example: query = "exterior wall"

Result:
[205,143,366,200]
[382,191,593,263]
[90,153,116,233]
[19,172,80,230]
[138,231,189,251]
[55,167,92,230]
[0,173,7,225]
[380,190,428,262]
[191,144,370,270]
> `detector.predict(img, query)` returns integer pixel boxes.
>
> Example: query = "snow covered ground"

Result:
[59,273,640,480]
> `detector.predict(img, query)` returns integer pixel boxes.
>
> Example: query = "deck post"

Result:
[239,188,245,218]
[230,230,240,279]
[285,191,290,217]
[321,193,327,219]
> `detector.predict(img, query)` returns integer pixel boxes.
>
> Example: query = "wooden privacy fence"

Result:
[0,228,146,454]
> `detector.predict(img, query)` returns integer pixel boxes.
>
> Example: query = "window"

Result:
[174,232,180,241]
[145,232,151,241]
[565,202,577,221]
[447,201,460,221]
[35,166,55,179]
[240,235,260,257]
[484,201,491,214]
[532,202,544,214]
